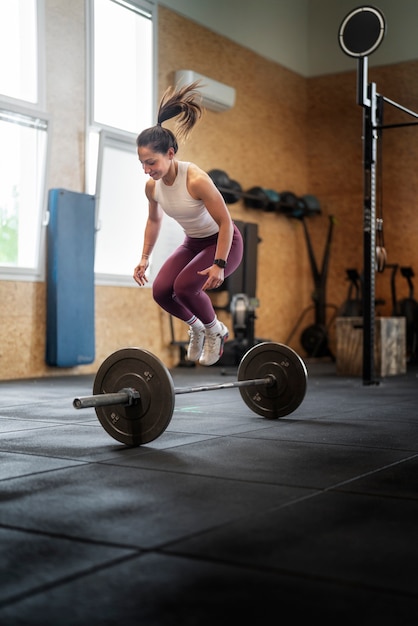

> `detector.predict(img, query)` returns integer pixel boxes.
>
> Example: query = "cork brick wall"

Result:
[1,3,417,379]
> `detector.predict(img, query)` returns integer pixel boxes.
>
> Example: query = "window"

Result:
[91,0,154,134]
[94,131,148,280]
[0,0,40,105]
[87,0,183,286]
[0,108,49,272]
[0,0,49,281]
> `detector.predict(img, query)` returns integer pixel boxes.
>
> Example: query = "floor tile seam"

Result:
[0,423,78,436]
[162,429,273,440]
[305,384,414,391]
[18,450,412,500]
[331,486,418,502]
[0,397,85,409]
[298,414,418,424]
[247,454,418,510]
[0,459,92,484]
[91,460,320,489]
[319,452,418,493]
[225,433,418,454]
[0,453,322,491]
[157,548,418,600]
[0,551,141,610]
[122,430,418,455]
[0,420,97,429]
[0,521,146,553]
[135,433,228,449]
[0,375,94,384]
[303,405,417,417]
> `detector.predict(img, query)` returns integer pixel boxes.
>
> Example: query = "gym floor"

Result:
[0,354,418,624]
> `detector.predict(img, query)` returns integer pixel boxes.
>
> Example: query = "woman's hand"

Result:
[198,265,225,291]
[133,258,149,286]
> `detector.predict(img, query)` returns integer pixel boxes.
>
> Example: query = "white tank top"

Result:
[154,161,219,238]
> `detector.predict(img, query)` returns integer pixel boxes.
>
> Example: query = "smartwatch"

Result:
[213,259,227,268]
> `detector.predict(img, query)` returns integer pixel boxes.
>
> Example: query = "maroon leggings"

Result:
[152,223,244,324]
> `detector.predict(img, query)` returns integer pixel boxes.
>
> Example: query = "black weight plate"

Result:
[244,186,269,210]
[207,168,230,189]
[263,189,280,212]
[222,179,242,204]
[237,342,307,419]
[300,323,329,357]
[93,348,175,446]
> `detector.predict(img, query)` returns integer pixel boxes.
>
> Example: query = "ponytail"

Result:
[136,81,203,154]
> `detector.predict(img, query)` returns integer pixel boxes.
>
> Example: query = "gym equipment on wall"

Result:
[207,169,321,219]
[221,220,259,300]
[219,220,264,366]
[393,267,418,362]
[286,215,337,358]
[226,293,258,361]
[339,269,363,317]
[207,169,243,204]
[385,264,399,317]
[73,342,308,446]
[339,6,418,382]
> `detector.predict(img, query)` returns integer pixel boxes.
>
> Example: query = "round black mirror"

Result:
[338,5,386,58]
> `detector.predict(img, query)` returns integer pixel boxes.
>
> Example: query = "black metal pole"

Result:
[362,81,379,384]
[357,58,380,385]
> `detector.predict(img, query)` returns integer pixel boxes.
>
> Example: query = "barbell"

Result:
[207,168,321,218]
[73,342,308,446]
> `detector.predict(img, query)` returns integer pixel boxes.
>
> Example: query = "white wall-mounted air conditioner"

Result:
[175,70,236,112]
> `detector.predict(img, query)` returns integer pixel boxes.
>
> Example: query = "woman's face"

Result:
[137,145,174,180]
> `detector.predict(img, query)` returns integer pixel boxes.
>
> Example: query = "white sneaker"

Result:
[199,322,229,366]
[187,326,205,361]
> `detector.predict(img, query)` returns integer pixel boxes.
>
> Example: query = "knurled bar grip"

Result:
[173,376,275,395]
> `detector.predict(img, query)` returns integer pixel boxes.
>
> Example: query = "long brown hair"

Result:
[136,81,203,154]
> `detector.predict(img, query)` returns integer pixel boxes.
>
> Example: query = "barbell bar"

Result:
[73,388,140,409]
[73,341,308,447]
[73,376,275,409]
[174,375,275,395]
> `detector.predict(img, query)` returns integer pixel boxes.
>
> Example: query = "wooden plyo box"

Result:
[336,317,407,377]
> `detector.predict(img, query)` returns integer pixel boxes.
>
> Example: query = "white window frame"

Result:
[94,129,148,286]
[86,0,161,287]
[0,0,50,282]
[0,0,46,112]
